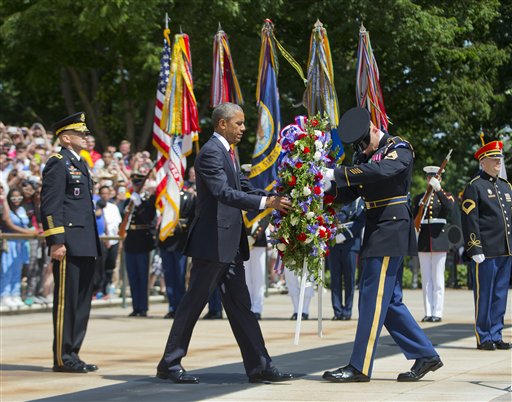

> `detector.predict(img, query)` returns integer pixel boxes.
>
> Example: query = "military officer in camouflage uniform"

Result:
[461,137,512,351]
[322,107,442,383]
[40,112,101,373]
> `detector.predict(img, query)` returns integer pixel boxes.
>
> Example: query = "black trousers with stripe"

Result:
[52,256,95,367]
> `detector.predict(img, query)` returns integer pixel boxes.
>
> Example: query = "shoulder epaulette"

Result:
[469,176,480,184]
[49,153,63,160]
[498,176,510,185]
[384,136,414,157]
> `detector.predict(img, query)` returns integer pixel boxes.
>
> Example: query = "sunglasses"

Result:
[352,132,371,153]
[10,196,23,202]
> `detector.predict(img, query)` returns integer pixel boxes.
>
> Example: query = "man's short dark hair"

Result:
[212,103,243,128]
[99,185,111,194]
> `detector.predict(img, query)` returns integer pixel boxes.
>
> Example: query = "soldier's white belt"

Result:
[364,196,408,210]
[420,218,447,225]
[128,224,150,230]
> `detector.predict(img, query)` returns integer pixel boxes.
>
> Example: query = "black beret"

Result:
[338,107,371,145]
[52,112,90,136]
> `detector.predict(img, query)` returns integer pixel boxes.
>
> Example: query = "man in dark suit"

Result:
[156,103,293,384]
[40,112,102,373]
[321,107,442,383]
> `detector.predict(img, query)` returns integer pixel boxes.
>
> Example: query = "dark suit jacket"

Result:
[40,147,101,257]
[184,135,266,263]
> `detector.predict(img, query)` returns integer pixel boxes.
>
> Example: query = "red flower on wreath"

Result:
[316,216,324,225]
[295,162,303,169]
[319,228,327,239]
[325,248,330,257]
[310,119,319,127]
[288,175,297,186]
[297,232,307,242]
[314,186,322,195]
[315,172,323,181]
[298,133,307,140]
[303,146,310,154]
[323,194,335,204]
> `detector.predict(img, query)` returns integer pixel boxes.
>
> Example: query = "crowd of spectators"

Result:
[0,120,155,308]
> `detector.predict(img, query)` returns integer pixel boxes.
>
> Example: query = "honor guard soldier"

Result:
[461,136,512,350]
[322,107,442,383]
[412,166,454,323]
[327,197,365,321]
[123,172,156,317]
[40,112,102,373]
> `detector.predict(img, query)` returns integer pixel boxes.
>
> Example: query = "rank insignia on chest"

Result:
[74,187,80,196]
[487,189,496,198]
[506,193,511,203]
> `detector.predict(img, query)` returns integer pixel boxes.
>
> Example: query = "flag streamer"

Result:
[356,23,389,130]
[210,27,244,107]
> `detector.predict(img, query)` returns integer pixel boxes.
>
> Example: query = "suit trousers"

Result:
[350,256,437,377]
[418,251,446,318]
[52,256,95,366]
[244,246,266,314]
[158,257,273,376]
[472,256,512,345]
[327,243,357,318]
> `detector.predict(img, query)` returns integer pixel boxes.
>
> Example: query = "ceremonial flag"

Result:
[243,20,283,228]
[167,32,200,157]
[153,28,183,241]
[356,23,389,131]
[303,20,344,162]
[211,25,244,107]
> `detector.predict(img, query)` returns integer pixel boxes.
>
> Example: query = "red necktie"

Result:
[229,148,236,167]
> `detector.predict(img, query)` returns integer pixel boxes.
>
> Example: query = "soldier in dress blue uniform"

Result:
[461,136,512,351]
[40,112,102,373]
[322,107,442,383]
[123,172,156,317]
[327,197,365,321]
[412,166,454,323]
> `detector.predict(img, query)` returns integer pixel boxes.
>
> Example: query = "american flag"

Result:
[153,29,184,241]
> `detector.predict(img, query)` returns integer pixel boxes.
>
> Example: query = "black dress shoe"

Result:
[164,311,175,319]
[495,340,512,350]
[332,315,343,321]
[301,313,309,320]
[156,368,199,384]
[340,315,351,321]
[397,356,443,381]
[203,311,222,319]
[430,316,442,322]
[477,341,497,350]
[290,313,298,320]
[78,361,98,371]
[128,311,139,317]
[322,364,370,383]
[53,361,88,373]
[253,312,261,320]
[421,316,433,322]
[248,367,293,383]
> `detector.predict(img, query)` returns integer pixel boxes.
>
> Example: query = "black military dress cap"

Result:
[52,112,90,136]
[339,107,371,145]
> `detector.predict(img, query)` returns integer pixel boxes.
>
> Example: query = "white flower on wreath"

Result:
[314,140,323,150]
[304,237,313,244]
[314,130,324,138]
[306,211,315,220]
[290,215,299,226]
[290,189,296,198]
[303,187,312,196]
[277,243,287,251]
[314,151,322,161]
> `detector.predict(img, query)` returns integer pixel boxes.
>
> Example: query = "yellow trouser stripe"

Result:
[44,227,65,237]
[56,259,66,366]
[362,256,390,375]
[474,263,480,345]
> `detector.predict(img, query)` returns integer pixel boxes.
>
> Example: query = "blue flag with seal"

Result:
[244,20,282,229]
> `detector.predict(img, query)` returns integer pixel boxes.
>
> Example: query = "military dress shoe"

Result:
[53,361,88,373]
[421,316,432,322]
[156,368,199,384]
[477,341,496,350]
[290,313,308,320]
[495,340,512,350]
[203,311,222,319]
[397,356,443,382]
[253,312,261,320]
[77,360,99,371]
[164,311,175,319]
[322,364,370,383]
[248,367,293,383]
[340,315,351,321]
[430,316,442,322]
[332,315,343,321]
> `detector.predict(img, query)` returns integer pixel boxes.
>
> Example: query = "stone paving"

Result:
[1,288,511,401]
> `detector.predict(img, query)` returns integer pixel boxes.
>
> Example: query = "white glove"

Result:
[472,254,485,264]
[429,177,441,192]
[335,233,346,244]
[322,168,334,192]
[130,192,142,207]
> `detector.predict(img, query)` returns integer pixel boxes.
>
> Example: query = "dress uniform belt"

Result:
[128,224,151,230]
[364,196,408,210]
[420,218,447,225]
[338,222,354,229]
